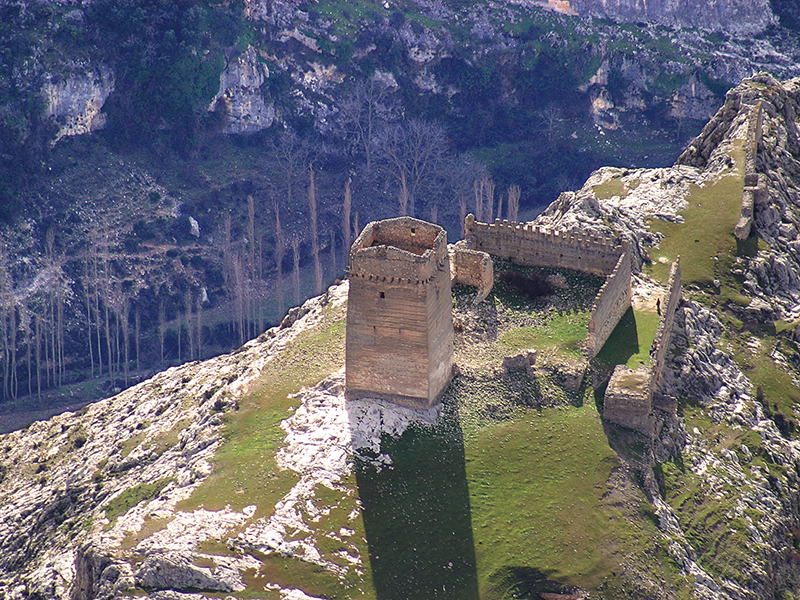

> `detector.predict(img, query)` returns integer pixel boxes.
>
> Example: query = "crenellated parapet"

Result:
[348,218,450,289]
[464,214,624,277]
[586,251,632,358]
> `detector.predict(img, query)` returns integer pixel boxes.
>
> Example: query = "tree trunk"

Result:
[343,177,352,252]
[309,165,323,295]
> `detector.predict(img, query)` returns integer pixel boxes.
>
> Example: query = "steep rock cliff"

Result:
[209,46,275,134]
[42,63,115,145]
[570,0,777,34]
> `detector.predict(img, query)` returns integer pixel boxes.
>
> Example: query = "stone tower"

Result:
[345,216,454,410]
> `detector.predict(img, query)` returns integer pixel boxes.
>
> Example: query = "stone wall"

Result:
[346,217,454,409]
[464,214,625,277]
[736,101,765,240]
[603,258,681,435]
[586,251,632,357]
[649,258,682,393]
[450,241,494,303]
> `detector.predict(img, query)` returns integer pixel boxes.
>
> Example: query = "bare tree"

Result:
[337,79,399,170]
[484,177,496,222]
[537,104,563,144]
[342,176,352,253]
[373,120,448,218]
[273,202,286,318]
[329,229,337,280]
[473,178,483,223]
[291,234,302,306]
[247,195,257,336]
[459,196,467,237]
[473,176,495,222]
[507,185,521,222]
[263,131,310,207]
[308,164,322,295]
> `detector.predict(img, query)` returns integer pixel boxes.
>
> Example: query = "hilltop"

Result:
[3,73,800,600]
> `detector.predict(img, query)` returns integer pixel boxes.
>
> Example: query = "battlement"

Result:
[464,214,624,277]
[586,251,632,357]
[349,217,449,285]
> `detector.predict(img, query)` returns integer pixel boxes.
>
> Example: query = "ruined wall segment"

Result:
[346,217,454,409]
[586,251,632,357]
[736,101,766,240]
[649,258,682,394]
[464,214,625,277]
[450,240,494,303]
[603,258,682,435]
[602,366,654,435]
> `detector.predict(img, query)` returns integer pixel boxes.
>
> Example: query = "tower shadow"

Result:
[352,399,480,600]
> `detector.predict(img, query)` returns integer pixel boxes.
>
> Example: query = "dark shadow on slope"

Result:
[353,399,479,600]
[592,307,640,371]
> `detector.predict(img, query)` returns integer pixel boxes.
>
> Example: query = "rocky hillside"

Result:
[3,74,800,599]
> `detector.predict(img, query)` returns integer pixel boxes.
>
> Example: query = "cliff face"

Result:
[570,0,777,33]
[209,46,275,134]
[42,63,115,145]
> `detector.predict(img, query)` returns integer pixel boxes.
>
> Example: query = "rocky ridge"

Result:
[0,281,455,600]
[570,0,777,34]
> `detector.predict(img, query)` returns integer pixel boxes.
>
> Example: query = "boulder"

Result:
[135,552,239,593]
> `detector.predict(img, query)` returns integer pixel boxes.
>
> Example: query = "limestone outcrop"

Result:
[209,46,275,134]
[42,63,115,145]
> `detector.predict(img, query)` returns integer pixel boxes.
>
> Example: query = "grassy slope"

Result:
[127,264,690,599]
[594,308,660,371]
[645,140,747,298]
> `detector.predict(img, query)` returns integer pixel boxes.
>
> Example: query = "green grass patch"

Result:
[726,332,800,426]
[593,173,626,200]
[499,310,590,359]
[104,477,172,529]
[180,312,345,516]
[465,404,642,596]
[661,456,760,585]
[177,301,351,597]
[646,142,745,296]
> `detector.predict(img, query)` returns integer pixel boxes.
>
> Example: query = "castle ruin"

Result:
[346,213,680,436]
[603,258,682,435]
[456,214,632,357]
[345,217,454,410]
